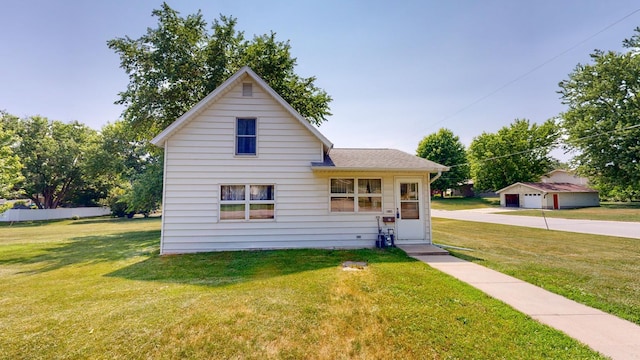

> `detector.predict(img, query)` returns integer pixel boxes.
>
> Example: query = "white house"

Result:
[541,169,589,185]
[151,67,448,254]
[496,182,599,209]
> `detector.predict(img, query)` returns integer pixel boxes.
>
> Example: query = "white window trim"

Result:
[235,117,258,157]
[219,184,276,222]
[329,178,383,213]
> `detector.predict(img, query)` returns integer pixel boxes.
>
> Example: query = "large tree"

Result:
[416,128,469,196]
[93,121,163,216]
[559,28,640,200]
[468,119,560,191]
[107,3,332,139]
[7,115,109,208]
[0,113,23,198]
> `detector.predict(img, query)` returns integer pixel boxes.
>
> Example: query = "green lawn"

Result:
[430,196,500,210]
[0,218,603,359]
[496,201,640,222]
[433,218,640,325]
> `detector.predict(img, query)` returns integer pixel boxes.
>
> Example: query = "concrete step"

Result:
[396,244,449,256]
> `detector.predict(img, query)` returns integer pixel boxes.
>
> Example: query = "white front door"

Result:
[395,178,425,241]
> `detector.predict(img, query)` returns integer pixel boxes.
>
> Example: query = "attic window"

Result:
[242,83,253,96]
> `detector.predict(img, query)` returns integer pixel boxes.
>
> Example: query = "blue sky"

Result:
[2,1,639,159]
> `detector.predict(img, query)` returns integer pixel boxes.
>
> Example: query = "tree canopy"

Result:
[2,114,110,208]
[107,3,332,139]
[559,28,640,200]
[416,128,469,195]
[468,119,560,191]
[0,113,23,198]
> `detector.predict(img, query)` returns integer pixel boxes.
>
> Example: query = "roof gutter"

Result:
[430,171,443,184]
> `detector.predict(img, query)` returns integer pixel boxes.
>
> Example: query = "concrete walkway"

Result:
[432,209,640,239]
[412,254,640,360]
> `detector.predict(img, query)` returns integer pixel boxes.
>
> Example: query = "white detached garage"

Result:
[496,182,599,209]
[150,67,448,254]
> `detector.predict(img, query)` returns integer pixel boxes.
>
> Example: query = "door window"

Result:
[400,182,420,219]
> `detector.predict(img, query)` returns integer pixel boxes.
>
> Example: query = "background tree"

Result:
[559,28,640,200]
[468,119,560,191]
[8,115,109,208]
[94,121,163,216]
[107,3,332,139]
[0,113,23,198]
[416,128,469,196]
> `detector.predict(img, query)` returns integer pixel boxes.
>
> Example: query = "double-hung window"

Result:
[236,118,256,155]
[330,178,382,212]
[220,184,275,221]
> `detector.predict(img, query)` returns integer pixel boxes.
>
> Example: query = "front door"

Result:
[395,178,425,241]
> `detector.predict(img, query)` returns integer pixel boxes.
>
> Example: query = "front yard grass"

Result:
[0,217,603,359]
[433,218,640,326]
[495,201,640,222]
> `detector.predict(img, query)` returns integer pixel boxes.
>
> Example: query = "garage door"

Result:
[505,194,519,207]
[523,193,541,208]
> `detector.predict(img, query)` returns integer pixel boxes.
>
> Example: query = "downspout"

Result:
[427,170,442,246]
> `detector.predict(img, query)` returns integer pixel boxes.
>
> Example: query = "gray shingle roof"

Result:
[520,182,598,193]
[497,182,598,193]
[311,148,449,172]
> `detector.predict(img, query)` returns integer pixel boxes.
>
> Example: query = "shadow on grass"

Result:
[69,216,160,226]
[446,250,486,263]
[106,247,416,288]
[0,229,160,273]
[601,201,640,209]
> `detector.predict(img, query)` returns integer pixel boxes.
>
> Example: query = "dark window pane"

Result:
[237,137,256,155]
[250,185,274,200]
[237,118,256,135]
[221,185,245,201]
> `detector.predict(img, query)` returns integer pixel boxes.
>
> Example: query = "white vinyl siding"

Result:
[159,75,433,253]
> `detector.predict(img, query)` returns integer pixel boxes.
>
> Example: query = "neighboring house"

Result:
[450,180,475,198]
[151,66,448,254]
[541,169,589,185]
[496,182,599,209]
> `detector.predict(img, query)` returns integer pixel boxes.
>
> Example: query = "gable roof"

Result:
[150,66,333,151]
[311,148,449,172]
[496,182,598,194]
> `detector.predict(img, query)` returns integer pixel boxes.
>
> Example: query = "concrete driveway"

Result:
[431,209,640,239]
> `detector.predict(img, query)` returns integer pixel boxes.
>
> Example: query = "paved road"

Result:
[432,209,640,239]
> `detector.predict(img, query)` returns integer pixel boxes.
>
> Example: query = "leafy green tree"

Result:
[91,120,164,217]
[416,128,469,196]
[107,3,332,139]
[559,28,640,200]
[126,159,163,217]
[468,119,560,191]
[8,115,107,208]
[0,113,23,198]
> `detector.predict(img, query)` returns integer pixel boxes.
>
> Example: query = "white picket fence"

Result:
[0,207,111,222]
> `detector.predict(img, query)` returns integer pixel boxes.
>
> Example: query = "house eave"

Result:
[310,166,448,173]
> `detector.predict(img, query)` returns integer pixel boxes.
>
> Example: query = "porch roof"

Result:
[311,148,449,172]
